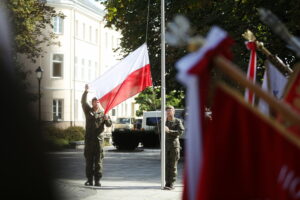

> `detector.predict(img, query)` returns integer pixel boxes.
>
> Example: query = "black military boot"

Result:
[168,183,174,190]
[84,179,93,186]
[164,183,170,190]
[164,183,174,190]
[94,180,101,187]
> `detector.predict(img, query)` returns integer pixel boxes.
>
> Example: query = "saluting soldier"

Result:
[161,105,185,190]
[81,84,112,186]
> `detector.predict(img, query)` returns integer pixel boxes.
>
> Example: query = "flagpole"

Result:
[242,30,293,75]
[160,0,166,189]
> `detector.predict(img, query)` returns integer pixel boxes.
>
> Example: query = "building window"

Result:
[75,99,78,121]
[95,29,98,44]
[112,109,116,116]
[75,20,78,36]
[53,16,63,34]
[52,54,64,78]
[94,62,97,80]
[82,23,85,40]
[105,32,108,48]
[75,56,78,80]
[53,99,63,121]
[81,58,85,81]
[88,60,92,81]
[89,26,92,42]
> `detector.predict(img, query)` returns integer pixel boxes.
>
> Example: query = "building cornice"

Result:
[47,0,105,19]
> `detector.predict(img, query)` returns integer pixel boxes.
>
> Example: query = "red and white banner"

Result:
[175,26,233,200]
[199,84,300,200]
[244,41,257,105]
[176,26,300,199]
[277,69,300,136]
[89,43,152,114]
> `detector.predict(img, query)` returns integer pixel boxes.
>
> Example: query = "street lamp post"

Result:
[35,66,44,123]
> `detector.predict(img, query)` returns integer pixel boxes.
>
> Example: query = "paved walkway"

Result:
[47,146,184,200]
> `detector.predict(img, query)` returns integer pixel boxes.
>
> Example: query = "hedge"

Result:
[112,130,160,150]
[112,130,140,150]
[140,130,160,148]
[42,126,85,150]
[64,126,85,141]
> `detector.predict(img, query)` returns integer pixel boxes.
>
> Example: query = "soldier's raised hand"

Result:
[103,114,108,120]
[165,126,170,133]
[85,84,89,92]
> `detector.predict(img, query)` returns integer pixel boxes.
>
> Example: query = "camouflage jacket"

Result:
[158,118,185,148]
[81,91,112,142]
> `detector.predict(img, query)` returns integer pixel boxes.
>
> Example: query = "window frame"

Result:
[52,99,64,121]
[75,20,79,36]
[53,16,63,34]
[51,53,64,78]
[82,23,86,40]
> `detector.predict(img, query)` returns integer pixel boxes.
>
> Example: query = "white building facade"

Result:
[23,0,139,128]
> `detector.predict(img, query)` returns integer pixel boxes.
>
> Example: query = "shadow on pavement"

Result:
[78,185,163,190]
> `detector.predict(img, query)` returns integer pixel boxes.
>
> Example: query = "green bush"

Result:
[42,126,66,140]
[112,130,140,150]
[42,125,85,150]
[44,138,69,151]
[112,130,160,150]
[64,126,85,142]
[140,130,160,148]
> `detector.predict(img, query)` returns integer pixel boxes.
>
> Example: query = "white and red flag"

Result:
[89,43,152,114]
[175,26,233,200]
[244,41,257,105]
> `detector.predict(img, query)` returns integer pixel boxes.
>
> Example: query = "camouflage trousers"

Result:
[84,140,104,182]
[165,147,180,185]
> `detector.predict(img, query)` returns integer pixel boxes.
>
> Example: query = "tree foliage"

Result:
[101,0,300,90]
[134,87,184,116]
[1,0,63,101]
[4,0,64,62]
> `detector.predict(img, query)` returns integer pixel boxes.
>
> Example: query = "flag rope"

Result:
[145,0,151,43]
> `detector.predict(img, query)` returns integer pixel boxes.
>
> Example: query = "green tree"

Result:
[134,87,184,116]
[134,87,161,116]
[101,0,300,90]
[5,0,64,62]
[2,0,63,101]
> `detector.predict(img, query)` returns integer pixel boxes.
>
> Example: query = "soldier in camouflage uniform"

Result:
[163,105,185,190]
[81,84,112,186]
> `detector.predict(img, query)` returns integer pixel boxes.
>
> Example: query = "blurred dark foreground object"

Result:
[0,6,59,200]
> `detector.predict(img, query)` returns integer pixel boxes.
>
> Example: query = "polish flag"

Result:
[89,43,152,114]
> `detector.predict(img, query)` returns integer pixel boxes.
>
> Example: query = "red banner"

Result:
[277,69,300,136]
[198,84,300,200]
